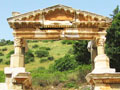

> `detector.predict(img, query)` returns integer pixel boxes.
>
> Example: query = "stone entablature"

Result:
[7,4,111,29]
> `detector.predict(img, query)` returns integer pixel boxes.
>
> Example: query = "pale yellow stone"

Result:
[10,54,24,68]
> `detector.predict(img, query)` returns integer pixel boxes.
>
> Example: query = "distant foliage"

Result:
[32,44,39,48]
[25,50,34,64]
[35,49,49,58]
[48,56,54,61]
[106,6,120,72]
[6,50,14,58]
[61,40,76,45]
[31,67,68,87]
[39,47,51,51]
[73,40,90,64]
[52,54,78,71]
[0,52,4,56]
[2,47,7,51]
[0,71,5,82]
[27,40,39,43]
[42,40,49,43]
[64,82,78,88]
[5,60,10,65]
[0,39,13,46]
[0,58,3,63]
[40,58,48,63]
[76,65,91,82]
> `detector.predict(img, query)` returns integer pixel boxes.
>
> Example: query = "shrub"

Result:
[6,50,14,58]
[25,50,34,64]
[32,44,39,48]
[5,60,10,65]
[53,54,78,71]
[31,67,68,86]
[68,48,74,54]
[40,58,48,63]
[0,52,4,56]
[76,65,91,83]
[0,39,13,46]
[39,47,50,51]
[61,40,75,45]
[0,58,3,63]
[0,71,5,82]
[35,49,49,58]
[73,40,90,64]
[2,48,7,51]
[48,56,54,61]
[64,82,78,88]
[42,40,49,43]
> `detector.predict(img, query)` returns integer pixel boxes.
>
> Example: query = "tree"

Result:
[106,6,120,72]
[73,40,90,64]
[110,5,119,18]
[25,50,34,64]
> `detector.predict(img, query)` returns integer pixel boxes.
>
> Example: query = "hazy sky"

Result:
[0,0,120,40]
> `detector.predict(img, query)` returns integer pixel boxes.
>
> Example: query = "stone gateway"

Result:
[1,4,120,90]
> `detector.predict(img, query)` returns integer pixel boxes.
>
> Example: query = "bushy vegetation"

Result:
[32,44,39,48]
[106,6,120,72]
[73,40,90,64]
[2,47,7,51]
[35,49,49,58]
[40,58,48,63]
[6,50,14,58]
[0,71,5,82]
[39,47,51,51]
[48,56,54,61]
[25,50,34,64]
[61,40,76,45]
[5,60,10,65]
[0,39,13,46]
[31,64,91,88]
[0,52,4,56]
[0,58,3,63]
[51,54,78,72]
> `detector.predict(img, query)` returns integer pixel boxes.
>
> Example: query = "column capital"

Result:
[14,37,23,47]
[96,36,106,47]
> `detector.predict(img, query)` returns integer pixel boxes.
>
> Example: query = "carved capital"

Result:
[14,37,23,47]
[96,36,106,46]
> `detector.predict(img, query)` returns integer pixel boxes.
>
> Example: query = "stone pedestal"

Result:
[4,67,32,90]
[86,73,120,90]
[92,54,115,73]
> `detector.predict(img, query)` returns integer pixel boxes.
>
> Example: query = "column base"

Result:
[86,73,120,90]
[4,67,32,90]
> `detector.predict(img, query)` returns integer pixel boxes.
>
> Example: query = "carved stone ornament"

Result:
[14,37,23,47]
[96,37,106,46]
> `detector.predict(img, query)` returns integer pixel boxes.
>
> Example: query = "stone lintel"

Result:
[86,73,120,85]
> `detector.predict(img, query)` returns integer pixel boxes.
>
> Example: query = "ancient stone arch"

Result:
[4,4,120,90]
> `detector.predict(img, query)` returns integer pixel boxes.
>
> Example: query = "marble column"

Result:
[92,36,115,73]
[10,37,25,67]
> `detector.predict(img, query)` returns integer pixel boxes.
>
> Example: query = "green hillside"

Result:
[0,40,72,71]
[0,40,91,90]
